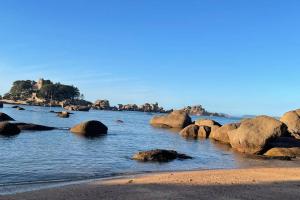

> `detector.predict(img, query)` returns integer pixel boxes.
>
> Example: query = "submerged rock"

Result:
[280,109,300,139]
[16,106,25,110]
[0,112,15,122]
[70,120,108,137]
[133,149,192,162]
[150,110,192,129]
[0,122,20,136]
[13,123,55,131]
[228,116,289,154]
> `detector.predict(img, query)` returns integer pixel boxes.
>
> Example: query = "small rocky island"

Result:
[1,78,228,117]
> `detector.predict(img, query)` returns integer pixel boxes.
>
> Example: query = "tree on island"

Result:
[4,79,81,102]
[37,83,80,101]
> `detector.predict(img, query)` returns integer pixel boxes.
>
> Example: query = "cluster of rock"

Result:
[92,100,167,113]
[0,112,55,136]
[181,105,227,117]
[150,109,300,159]
[0,112,107,138]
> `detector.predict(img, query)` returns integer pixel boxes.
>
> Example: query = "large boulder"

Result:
[280,109,300,139]
[150,110,192,129]
[0,112,15,122]
[179,124,210,139]
[133,149,192,162]
[180,124,199,138]
[264,147,300,158]
[13,123,55,131]
[0,122,21,136]
[228,116,289,154]
[198,126,211,138]
[195,119,221,132]
[70,120,108,137]
[210,123,240,144]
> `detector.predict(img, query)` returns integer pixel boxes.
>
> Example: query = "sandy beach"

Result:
[1,167,300,200]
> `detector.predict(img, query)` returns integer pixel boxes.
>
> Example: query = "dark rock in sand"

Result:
[228,116,289,154]
[133,149,192,162]
[0,122,21,136]
[150,110,192,129]
[13,123,55,131]
[70,120,108,137]
[0,112,15,122]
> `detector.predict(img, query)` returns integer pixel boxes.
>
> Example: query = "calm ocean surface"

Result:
[0,105,297,194]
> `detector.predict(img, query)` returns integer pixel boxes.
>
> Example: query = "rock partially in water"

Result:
[150,110,192,129]
[57,111,70,118]
[133,149,192,162]
[64,105,91,112]
[0,112,15,122]
[180,124,199,138]
[116,120,124,123]
[198,126,211,138]
[70,120,108,137]
[228,116,289,154]
[179,124,210,139]
[0,122,21,136]
[13,123,55,131]
[195,119,221,133]
[210,123,240,144]
[0,101,3,108]
[280,109,300,139]
[16,106,25,110]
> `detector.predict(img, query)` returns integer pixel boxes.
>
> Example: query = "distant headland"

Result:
[0,78,228,117]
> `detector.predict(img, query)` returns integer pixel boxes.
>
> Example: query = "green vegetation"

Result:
[4,79,81,101]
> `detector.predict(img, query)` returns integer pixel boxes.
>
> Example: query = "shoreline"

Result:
[1,167,300,200]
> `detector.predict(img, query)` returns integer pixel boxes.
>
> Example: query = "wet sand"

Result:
[2,167,300,200]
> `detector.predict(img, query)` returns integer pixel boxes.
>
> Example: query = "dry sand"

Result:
[1,167,300,200]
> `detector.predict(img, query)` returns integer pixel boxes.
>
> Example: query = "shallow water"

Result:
[0,105,298,194]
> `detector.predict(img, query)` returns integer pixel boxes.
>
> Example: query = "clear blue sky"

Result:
[0,0,299,116]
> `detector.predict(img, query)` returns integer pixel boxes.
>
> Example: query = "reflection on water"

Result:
[0,104,299,194]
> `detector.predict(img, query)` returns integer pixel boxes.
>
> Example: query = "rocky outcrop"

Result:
[93,100,110,110]
[64,105,91,112]
[150,110,192,129]
[132,149,192,162]
[209,123,240,144]
[0,122,20,136]
[13,123,55,131]
[179,124,210,139]
[280,109,300,139]
[0,112,15,122]
[228,116,289,154]
[181,105,228,117]
[70,120,108,137]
